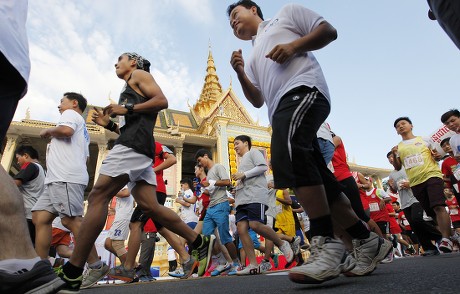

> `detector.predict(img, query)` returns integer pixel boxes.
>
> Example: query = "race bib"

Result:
[369,202,380,212]
[403,153,424,169]
[451,208,458,215]
[402,219,410,227]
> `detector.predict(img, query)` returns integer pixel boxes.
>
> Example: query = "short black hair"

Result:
[180,178,193,189]
[227,0,264,20]
[386,151,393,158]
[15,145,39,160]
[441,109,460,124]
[63,92,87,112]
[393,117,412,128]
[195,148,212,160]
[234,135,252,149]
[440,137,451,147]
[393,201,400,206]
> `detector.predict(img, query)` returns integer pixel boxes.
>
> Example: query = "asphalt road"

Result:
[82,253,459,294]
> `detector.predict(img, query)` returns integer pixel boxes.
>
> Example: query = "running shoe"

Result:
[0,259,66,294]
[344,232,392,276]
[236,264,260,276]
[107,265,135,282]
[421,249,440,256]
[80,262,109,289]
[55,264,83,293]
[191,234,216,276]
[272,253,279,268]
[181,257,199,279]
[258,259,272,273]
[380,248,394,264]
[439,238,453,253]
[138,275,156,282]
[291,236,301,256]
[168,268,185,278]
[279,240,294,263]
[210,262,232,276]
[227,262,241,276]
[288,236,353,284]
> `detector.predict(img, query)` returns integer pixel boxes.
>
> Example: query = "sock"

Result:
[0,257,40,274]
[346,221,371,240]
[88,260,103,269]
[192,234,203,249]
[309,215,334,238]
[62,262,84,279]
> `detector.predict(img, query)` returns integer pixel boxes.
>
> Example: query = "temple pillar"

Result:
[94,143,108,182]
[215,120,230,173]
[1,135,19,171]
[175,146,183,195]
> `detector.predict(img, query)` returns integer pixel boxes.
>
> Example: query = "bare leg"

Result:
[56,244,73,259]
[434,206,453,238]
[0,168,37,260]
[61,216,100,264]
[237,221,257,266]
[32,210,56,259]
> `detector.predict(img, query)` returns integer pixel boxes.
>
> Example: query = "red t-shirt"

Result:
[387,203,402,234]
[332,142,352,181]
[398,210,411,231]
[352,172,370,210]
[143,218,157,233]
[441,156,458,189]
[446,196,460,222]
[367,188,389,222]
[153,142,170,194]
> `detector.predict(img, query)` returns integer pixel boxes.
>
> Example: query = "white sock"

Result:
[0,257,41,274]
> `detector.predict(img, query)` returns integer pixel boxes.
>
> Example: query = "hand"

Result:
[431,149,443,161]
[379,199,385,210]
[230,49,245,75]
[103,104,128,118]
[231,172,246,181]
[92,107,111,127]
[265,43,296,64]
[40,129,51,139]
[268,181,275,189]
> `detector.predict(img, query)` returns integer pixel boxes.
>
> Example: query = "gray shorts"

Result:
[32,182,86,217]
[99,144,157,191]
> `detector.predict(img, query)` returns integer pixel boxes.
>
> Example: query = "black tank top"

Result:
[115,81,156,159]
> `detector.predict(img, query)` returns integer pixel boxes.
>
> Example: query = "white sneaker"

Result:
[288,236,352,284]
[439,238,453,253]
[210,262,231,276]
[236,264,260,276]
[279,240,294,263]
[81,263,110,289]
[380,248,394,264]
[291,236,301,256]
[344,232,392,276]
[258,260,272,273]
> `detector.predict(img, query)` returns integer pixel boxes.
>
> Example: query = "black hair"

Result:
[63,92,87,112]
[441,109,460,124]
[180,178,193,189]
[393,117,412,128]
[234,135,252,149]
[143,59,151,73]
[15,145,39,160]
[440,137,451,147]
[386,151,393,158]
[195,148,212,160]
[393,201,400,206]
[227,0,264,20]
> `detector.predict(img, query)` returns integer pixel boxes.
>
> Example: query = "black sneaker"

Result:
[0,259,65,294]
[55,265,83,293]
[191,234,216,276]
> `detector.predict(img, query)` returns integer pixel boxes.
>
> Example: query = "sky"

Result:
[16,0,459,170]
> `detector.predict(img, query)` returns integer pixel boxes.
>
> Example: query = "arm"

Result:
[230,49,264,108]
[40,125,74,139]
[357,172,371,190]
[391,146,402,171]
[103,70,169,117]
[266,21,337,64]
[115,188,130,198]
[332,135,342,149]
[232,165,267,181]
[153,152,177,173]
[276,189,292,206]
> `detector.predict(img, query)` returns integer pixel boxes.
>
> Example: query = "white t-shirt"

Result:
[179,189,198,224]
[45,109,90,185]
[114,194,134,222]
[235,149,268,207]
[449,134,460,157]
[246,3,330,124]
[317,122,333,142]
[0,0,30,95]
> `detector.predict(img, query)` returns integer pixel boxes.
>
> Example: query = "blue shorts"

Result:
[202,201,233,244]
[238,229,260,249]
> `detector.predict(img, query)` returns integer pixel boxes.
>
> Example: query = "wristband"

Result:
[104,120,117,132]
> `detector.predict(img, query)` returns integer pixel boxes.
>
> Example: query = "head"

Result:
[392,201,400,211]
[115,52,150,78]
[440,137,452,153]
[441,109,460,133]
[234,135,251,156]
[393,117,413,135]
[180,178,193,191]
[386,151,394,165]
[59,92,87,114]
[15,145,39,166]
[444,187,454,198]
[227,0,264,40]
[195,149,212,168]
